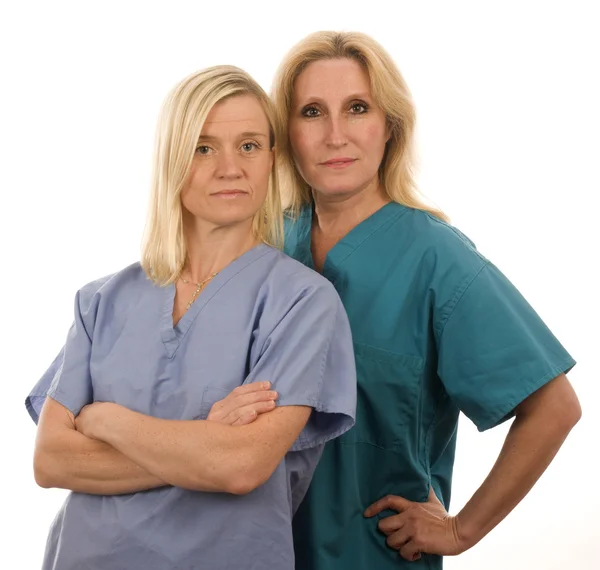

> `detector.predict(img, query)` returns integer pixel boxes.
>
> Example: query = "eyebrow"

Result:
[296,93,373,106]
[197,131,269,142]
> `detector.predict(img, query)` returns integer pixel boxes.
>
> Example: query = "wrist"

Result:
[454,511,480,552]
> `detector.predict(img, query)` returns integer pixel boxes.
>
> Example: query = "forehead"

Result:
[201,94,269,136]
[293,58,371,101]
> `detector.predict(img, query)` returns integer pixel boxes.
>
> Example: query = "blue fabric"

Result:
[26,244,356,570]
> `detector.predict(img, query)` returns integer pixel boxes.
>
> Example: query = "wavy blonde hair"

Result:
[141,65,283,285]
[271,31,447,221]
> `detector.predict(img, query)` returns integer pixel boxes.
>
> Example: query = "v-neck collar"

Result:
[294,201,408,282]
[160,243,272,358]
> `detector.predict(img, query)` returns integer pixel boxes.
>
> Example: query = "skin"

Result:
[33,94,301,496]
[174,93,274,323]
[288,58,391,271]
[214,57,582,560]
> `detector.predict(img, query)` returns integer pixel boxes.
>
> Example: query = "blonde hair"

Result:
[271,31,448,221]
[141,65,283,285]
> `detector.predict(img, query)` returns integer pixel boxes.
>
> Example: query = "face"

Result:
[180,94,273,230]
[288,58,389,198]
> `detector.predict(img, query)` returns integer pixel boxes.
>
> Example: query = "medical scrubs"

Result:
[286,203,575,570]
[25,243,356,570]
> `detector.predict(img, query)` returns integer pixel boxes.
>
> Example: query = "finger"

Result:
[386,527,412,550]
[377,513,406,535]
[226,400,277,423]
[232,381,272,395]
[235,390,279,406]
[400,540,421,562]
[221,389,278,413]
[220,392,278,420]
[232,410,258,426]
[365,495,412,517]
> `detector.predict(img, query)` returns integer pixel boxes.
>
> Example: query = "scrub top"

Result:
[25,243,356,570]
[286,203,576,570]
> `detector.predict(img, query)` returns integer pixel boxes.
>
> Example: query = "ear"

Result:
[385,122,393,143]
[269,146,277,169]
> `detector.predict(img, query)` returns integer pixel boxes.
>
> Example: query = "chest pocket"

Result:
[341,342,423,452]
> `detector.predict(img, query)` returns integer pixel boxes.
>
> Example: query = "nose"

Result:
[215,149,243,179]
[324,115,348,148]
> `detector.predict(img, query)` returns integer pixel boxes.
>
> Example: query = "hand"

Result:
[75,402,119,440]
[364,487,467,561]
[207,381,278,426]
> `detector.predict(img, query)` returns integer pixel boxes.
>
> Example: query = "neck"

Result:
[312,177,389,236]
[182,215,259,282]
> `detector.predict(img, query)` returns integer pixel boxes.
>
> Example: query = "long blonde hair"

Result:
[141,65,283,285]
[271,31,447,221]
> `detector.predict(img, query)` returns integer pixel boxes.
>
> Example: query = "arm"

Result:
[77,401,312,495]
[366,374,581,559]
[455,373,581,546]
[34,396,166,495]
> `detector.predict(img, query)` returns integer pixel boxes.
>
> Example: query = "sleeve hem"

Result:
[475,355,577,432]
[290,412,355,452]
[276,395,356,452]
[46,386,87,418]
[25,395,45,425]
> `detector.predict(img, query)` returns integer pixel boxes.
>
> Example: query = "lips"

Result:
[211,190,248,196]
[321,157,356,166]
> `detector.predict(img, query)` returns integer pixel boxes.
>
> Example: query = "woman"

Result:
[228,31,581,568]
[25,65,356,570]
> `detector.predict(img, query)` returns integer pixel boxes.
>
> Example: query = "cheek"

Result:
[289,125,316,167]
[365,123,388,148]
[180,166,209,207]
[250,159,272,196]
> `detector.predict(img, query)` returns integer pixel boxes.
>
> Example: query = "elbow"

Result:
[225,472,267,496]
[554,386,582,435]
[33,450,58,489]
[221,459,273,496]
[563,396,582,431]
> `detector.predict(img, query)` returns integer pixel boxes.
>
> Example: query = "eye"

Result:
[349,102,368,114]
[241,142,259,153]
[196,145,212,155]
[301,105,321,118]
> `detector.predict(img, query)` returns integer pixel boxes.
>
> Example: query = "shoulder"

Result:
[258,246,342,318]
[76,262,148,313]
[388,205,489,285]
[263,246,339,298]
[397,206,485,263]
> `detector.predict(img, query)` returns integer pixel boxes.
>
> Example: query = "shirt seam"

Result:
[436,260,489,341]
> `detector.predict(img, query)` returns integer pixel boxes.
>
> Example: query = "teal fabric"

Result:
[287,202,576,570]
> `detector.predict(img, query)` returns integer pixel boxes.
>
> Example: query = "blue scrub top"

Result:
[26,244,356,570]
[286,202,576,570]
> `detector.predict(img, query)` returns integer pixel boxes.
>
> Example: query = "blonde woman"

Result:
[25,65,356,570]
[232,31,580,569]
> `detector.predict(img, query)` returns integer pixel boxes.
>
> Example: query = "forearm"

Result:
[34,430,166,495]
[93,403,311,494]
[96,406,261,494]
[456,390,579,547]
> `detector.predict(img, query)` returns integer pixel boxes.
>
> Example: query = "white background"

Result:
[1,1,598,567]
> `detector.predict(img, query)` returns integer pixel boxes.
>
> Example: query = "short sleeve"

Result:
[246,282,357,451]
[24,289,95,424]
[437,262,576,432]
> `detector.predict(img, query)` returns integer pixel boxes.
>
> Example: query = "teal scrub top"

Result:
[285,202,576,570]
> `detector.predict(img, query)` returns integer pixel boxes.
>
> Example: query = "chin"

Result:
[315,183,363,197]
[207,209,258,229]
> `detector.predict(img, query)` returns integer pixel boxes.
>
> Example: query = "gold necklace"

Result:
[180,272,218,309]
